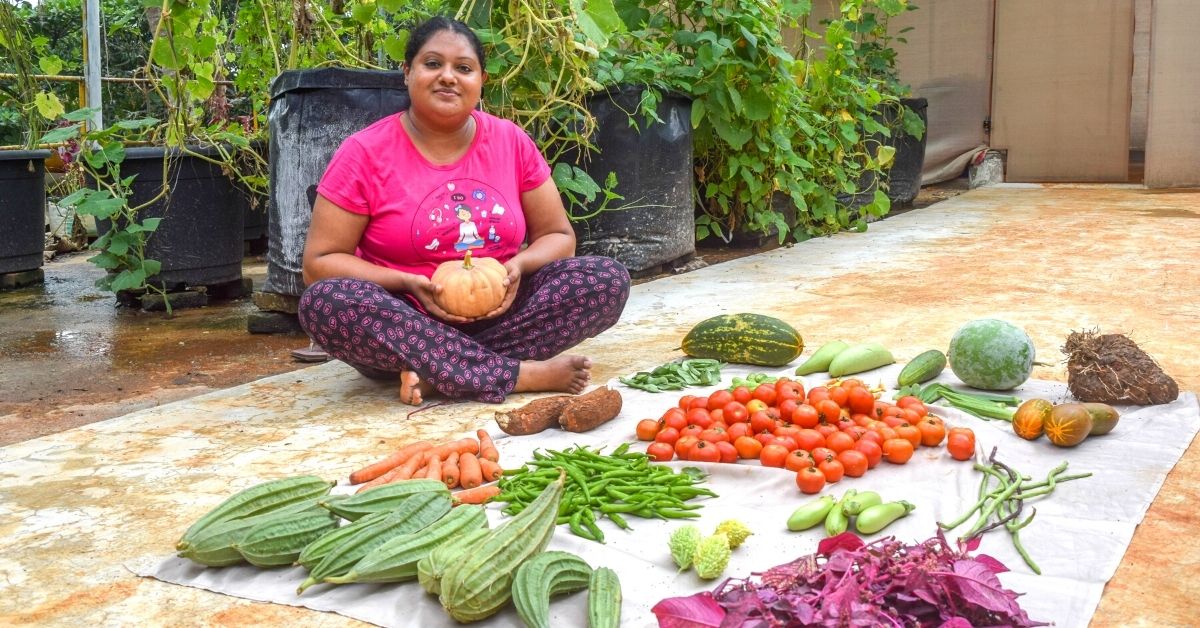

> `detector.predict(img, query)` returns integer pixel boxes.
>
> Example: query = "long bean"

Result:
[940,448,1089,574]
[496,444,716,543]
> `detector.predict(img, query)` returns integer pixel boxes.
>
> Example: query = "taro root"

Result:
[495,395,573,435]
[1063,330,1178,405]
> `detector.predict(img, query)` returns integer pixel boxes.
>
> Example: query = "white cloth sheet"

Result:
[137,364,1200,627]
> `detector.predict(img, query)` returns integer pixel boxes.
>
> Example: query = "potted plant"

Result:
[44,0,260,307]
[0,1,62,284]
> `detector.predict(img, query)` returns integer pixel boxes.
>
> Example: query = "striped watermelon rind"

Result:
[682,314,804,367]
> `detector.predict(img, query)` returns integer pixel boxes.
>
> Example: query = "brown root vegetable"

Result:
[559,386,623,433]
[494,395,573,436]
[1063,330,1178,405]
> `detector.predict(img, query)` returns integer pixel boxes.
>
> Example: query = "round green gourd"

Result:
[947,319,1035,391]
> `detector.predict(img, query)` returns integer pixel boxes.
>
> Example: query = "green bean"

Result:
[607,511,630,530]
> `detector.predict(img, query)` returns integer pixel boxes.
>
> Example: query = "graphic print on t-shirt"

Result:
[413,179,518,262]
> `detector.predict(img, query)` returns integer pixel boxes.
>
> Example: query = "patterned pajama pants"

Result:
[297,256,631,402]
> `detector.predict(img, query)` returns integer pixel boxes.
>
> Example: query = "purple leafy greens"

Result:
[672,531,1048,627]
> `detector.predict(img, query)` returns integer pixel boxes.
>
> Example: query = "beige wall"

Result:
[1144,0,1200,187]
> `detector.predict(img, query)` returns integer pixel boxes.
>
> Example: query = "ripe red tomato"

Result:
[895,395,924,410]
[816,399,842,424]
[715,440,739,464]
[784,449,815,472]
[827,385,849,408]
[794,428,825,452]
[686,407,713,428]
[750,410,778,434]
[811,446,836,465]
[688,396,710,411]
[807,386,830,405]
[699,427,730,443]
[775,378,805,402]
[837,449,869,478]
[776,398,799,421]
[707,389,734,411]
[882,438,915,464]
[917,417,946,447]
[636,419,661,441]
[680,424,704,438]
[946,428,976,461]
[815,423,840,439]
[745,399,769,415]
[895,424,922,449]
[733,435,763,459]
[796,466,826,494]
[722,401,749,424]
[646,441,675,462]
[653,426,680,446]
[841,378,865,389]
[674,435,699,459]
[853,439,883,468]
[754,430,777,447]
[731,385,753,405]
[818,458,845,483]
[725,421,751,440]
[791,404,820,429]
[847,386,876,416]
[678,395,697,410]
[752,383,778,406]
[662,410,687,432]
[769,435,798,452]
[824,431,856,454]
[759,443,790,467]
[688,439,721,463]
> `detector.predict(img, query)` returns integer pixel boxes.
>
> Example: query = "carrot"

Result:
[430,437,480,460]
[441,452,461,489]
[424,454,443,483]
[478,457,503,483]
[355,451,428,493]
[476,429,499,463]
[453,484,501,505]
[458,452,484,490]
[348,441,432,485]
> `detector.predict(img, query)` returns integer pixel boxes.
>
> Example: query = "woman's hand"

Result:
[408,275,473,324]
[476,259,522,320]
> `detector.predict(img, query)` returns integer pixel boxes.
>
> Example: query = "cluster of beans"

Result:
[494,443,717,543]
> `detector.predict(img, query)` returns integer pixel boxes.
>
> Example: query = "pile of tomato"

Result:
[634,376,977,494]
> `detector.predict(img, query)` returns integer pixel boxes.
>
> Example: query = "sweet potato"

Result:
[494,394,573,435]
[559,386,623,433]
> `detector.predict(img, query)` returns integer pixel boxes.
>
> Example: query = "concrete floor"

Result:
[0,183,1197,626]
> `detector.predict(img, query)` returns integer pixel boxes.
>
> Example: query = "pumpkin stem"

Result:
[463,250,474,270]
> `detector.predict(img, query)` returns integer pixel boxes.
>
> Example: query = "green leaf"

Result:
[151,38,181,71]
[876,144,896,169]
[572,0,609,49]
[107,231,134,256]
[38,54,64,76]
[741,87,771,122]
[89,252,123,269]
[115,117,159,130]
[382,34,408,63]
[690,99,706,129]
[33,92,66,120]
[109,268,146,293]
[76,193,125,219]
[141,258,162,278]
[64,107,100,122]
[351,4,375,24]
[712,117,753,149]
[377,0,404,12]
[194,34,218,58]
[140,217,163,233]
[38,125,78,144]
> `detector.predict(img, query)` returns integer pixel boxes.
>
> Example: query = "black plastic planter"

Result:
[567,86,695,273]
[0,149,49,277]
[114,146,245,288]
[266,68,410,297]
[886,97,928,206]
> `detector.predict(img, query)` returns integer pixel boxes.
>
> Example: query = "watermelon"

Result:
[947,319,1035,390]
[682,313,804,367]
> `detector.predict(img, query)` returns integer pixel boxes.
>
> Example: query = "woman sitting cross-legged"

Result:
[298,16,631,405]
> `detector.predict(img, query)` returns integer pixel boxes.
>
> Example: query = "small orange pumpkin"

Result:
[1043,403,1094,447]
[1011,398,1052,440]
[430,250,507,318]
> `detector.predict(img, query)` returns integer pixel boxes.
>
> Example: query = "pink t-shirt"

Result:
[317,109,552,278]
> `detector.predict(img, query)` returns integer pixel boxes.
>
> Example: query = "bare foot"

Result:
[399,370,434,405]
[513,355,592,395]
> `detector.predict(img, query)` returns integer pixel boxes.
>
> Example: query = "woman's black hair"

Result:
[404,17,486,70]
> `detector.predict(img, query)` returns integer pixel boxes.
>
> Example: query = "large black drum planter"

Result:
[569,86,695,275]
[265,68,410,299]
[0,149,50,285]
[114,146,245,289]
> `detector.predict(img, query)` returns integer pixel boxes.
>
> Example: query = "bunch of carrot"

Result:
[349,430,503,503]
